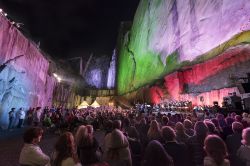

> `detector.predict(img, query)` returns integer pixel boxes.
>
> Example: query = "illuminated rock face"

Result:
[107,50,116,89]
[117,0,250,95]
[0,16,56,128]
[85,55,110,89]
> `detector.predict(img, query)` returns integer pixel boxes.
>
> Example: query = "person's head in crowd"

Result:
[241,127,250,145]
[75,125,88,146]
[194,121,208,140]
[225,117,234,126]
[23,127,43,144]
[162,116,169,126]
[147,120,161,141]
[232,122,243,134]
[235,115,242,122]
[36,107,41,111]
[108,129,130,160]
[123,118,130,129]
[113,120,121,130]
[161,126,176,142]
[86,125,94,135]
[105,120,113,133]
[140,118,146,125]
[175,122,185,133]
[217,114,227,128]
[127,126,140,140]
[204,121,216,134]
[211,118,220,129]
[242,113,248,119]
[204,135,228,166]
[143,140,173,166]
[184,119,193,129]
[149,120,160,131]
[231,112,236,118]
[53,132,78,166]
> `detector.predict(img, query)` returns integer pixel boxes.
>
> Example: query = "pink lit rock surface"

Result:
[146,0,250,62]
[0,15,56,128]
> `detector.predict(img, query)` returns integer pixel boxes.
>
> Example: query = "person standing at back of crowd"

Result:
[17,108,25,128]
[33,107,42,126]
[8,107,15,130]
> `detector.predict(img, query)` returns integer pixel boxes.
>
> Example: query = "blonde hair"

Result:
[242,127,250,145]
[75,125,87,146]
[147,120,161,140]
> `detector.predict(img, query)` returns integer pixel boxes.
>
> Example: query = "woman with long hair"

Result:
[204,135,229,166]
[142,140,173,166]
[51,132,81,166]
[76,125,101,165]
[147,120,162,142]
[106,128,132,166]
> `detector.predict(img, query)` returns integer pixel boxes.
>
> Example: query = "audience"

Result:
[147,120,162,142]
[162,126,188,166]
[142,140,173,166]
[187,121,208,166]
[50,132,81,166]
[237,127,250,166]
[17,104,250,166]
[175,122,189,143]
[184,119,194,137]
[226,122,244,166]
[204,135,229,166]
[19,127,50,166]
[105,128,132,166]
[76,125,101,165]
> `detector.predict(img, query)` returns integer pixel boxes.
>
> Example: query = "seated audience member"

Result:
[142,140,173,166]
[19,127,50,166]
[175,122,189,143]
[187,121,208,166]
[161,116,169,127]
[184,119,194,137]
[237,127,250,166]
[105,128,132,166]
[221,117,234,140]
[135,118,148,148]
[204,135,230,166]
[226,122,244,166]
[76,125,101,165]
[204,120,220,136]
[162,126,188,166]
[242,113,250,126]
[211,118,222,133]
[147,120,162,142]
[51,132,81,166]
[127,126,142,166]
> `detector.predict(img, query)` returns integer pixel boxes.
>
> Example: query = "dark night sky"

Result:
[0,0,140,59]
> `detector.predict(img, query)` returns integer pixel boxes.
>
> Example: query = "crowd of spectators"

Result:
[18,105,250,166]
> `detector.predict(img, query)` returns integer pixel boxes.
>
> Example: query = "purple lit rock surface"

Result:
[85,55,111,89]
[0,15,56,128]
[145,0,250,62]
[107,49,116,89]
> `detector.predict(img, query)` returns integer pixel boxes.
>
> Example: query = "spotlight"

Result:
[16,23,24,28]
[53,73,58,77]
[53,73,62,82]
[4,13,7,16]
[0,9,2,13]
